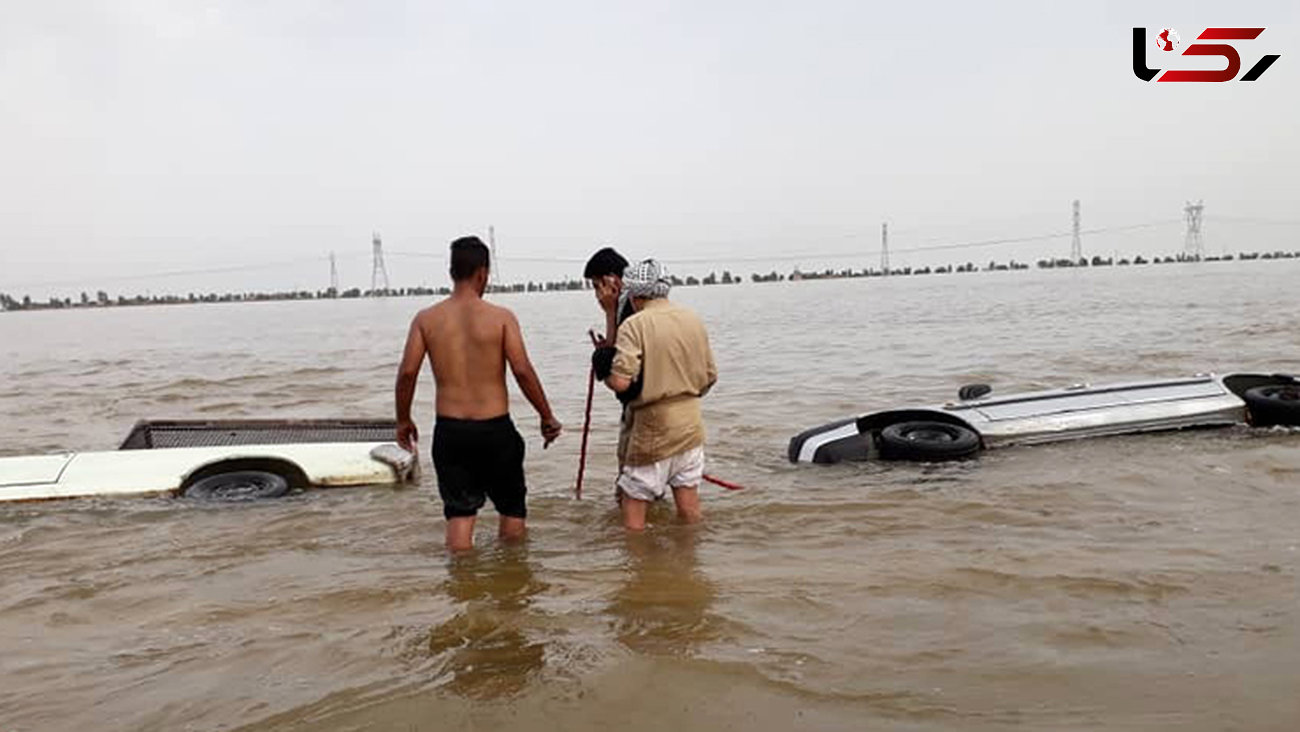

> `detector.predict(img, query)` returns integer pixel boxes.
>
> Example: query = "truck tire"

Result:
[1244,385,1300,427]
[184,470,291,501]
[878,421,981,462]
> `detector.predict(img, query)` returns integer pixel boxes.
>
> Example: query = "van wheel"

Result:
[184,470,291,501]
[878,421,981,462]
[1244,385,1300,427]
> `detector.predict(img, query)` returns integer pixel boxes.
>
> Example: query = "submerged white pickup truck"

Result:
[0,419,418,502]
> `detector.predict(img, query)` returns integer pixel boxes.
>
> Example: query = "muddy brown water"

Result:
[2,262,1298,731]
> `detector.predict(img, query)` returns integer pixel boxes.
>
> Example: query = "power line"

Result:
[2,255,336,290]
[1209,215,1300,227]
[0,215,1215,293]
[901,220,1177,254]
[388,250,591,264]
[389,219,1179,266]
[661,220,1178,264]
[383,214,1136,263]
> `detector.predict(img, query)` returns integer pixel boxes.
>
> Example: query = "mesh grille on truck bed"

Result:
[119,420,396,450]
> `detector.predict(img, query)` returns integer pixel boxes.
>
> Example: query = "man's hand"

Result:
[541,418,563,448]
[396,419,419,452]
[594,276,620,314]
[606,372,633,394]
[395,316,425,454]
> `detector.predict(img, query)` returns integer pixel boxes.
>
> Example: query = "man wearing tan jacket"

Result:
[595,259,717,531]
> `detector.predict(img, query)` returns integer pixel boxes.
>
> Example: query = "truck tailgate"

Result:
[0,454,74,487]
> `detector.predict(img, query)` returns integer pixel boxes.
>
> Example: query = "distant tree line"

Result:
[1036,249,1300,269]
[2,251,1297,313]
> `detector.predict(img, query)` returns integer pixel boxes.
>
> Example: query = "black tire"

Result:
[1244,385,1300,427]
[183,470,290,501]
[878,421,981,462]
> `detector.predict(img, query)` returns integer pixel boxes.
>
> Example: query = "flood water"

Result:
[2,261,1299,731]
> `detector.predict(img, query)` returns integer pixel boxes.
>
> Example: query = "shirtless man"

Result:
[395,236,562,551]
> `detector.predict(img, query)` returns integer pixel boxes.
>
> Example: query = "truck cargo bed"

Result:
[119,419,397,450]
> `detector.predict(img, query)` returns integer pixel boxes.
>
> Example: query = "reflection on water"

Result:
[424,547,548,700]
[609,523,720,656]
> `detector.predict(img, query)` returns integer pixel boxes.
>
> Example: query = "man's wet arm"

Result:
[395,319,426,422]
[397,319,427,377]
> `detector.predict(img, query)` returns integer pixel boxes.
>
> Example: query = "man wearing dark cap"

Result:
[583,247,640,498]
[395,236,563,551]
[583,246,635,346]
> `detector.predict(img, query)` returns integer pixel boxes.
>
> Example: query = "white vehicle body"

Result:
[0,420,417,502]
[789,372,1299,464]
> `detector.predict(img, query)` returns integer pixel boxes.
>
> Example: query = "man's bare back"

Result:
[414,296,513,420]
[396,291,560,449]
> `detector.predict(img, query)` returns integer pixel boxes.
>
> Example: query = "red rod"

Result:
[575,365,596,499]
[703,473,745,491]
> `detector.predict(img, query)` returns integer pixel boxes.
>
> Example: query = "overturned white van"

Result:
[789,373,1300,464]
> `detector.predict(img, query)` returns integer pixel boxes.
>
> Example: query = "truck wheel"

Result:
[184,470,291,501]
[878,421,981,462]
[1244,385,1300,427]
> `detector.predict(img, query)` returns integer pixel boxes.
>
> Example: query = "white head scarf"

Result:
[622,259,672,300]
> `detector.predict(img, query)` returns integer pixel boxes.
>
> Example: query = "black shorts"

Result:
[431,415,527,519]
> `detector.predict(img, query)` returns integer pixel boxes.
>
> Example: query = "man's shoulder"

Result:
[620,307,656,334]
[626,300,698,324]
[668,300,700,316]
[660,300,705,325]
[413,301,445,322]
[480,300,516,322]
[415,297,496,321]
[426,298,513,318]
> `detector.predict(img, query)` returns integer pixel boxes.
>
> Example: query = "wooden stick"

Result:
[575,364,596,499]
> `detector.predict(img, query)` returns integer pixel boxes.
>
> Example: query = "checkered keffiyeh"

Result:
[622,259,671,300]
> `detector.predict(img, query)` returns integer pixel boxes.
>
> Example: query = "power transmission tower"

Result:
[1070,199,1082,263]
[880,222,890,275]
[1183,200,1205,259]
[329,251,339,295]
[488,225,499,286]
[371,232,390,295]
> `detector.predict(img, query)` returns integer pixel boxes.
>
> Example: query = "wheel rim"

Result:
[1272,386,1300,402]
[212,476,271,499]
[904,427,956,443]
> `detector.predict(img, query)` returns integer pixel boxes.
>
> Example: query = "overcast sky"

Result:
[1,0,1297,297]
